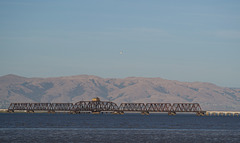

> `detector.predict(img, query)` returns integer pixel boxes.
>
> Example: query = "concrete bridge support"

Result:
[27,110,34,113]
[141,111,150,115]
[48,110,55,114]
[196,111,205,116]
[206,111,240,117]
[168,111,176,115]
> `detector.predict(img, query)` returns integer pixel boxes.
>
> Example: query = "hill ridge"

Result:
[0,74,239,110]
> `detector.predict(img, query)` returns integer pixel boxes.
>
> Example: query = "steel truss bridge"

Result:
[8,98,205,115]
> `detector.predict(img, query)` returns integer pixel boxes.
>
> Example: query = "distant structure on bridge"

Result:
[8,97,206,116]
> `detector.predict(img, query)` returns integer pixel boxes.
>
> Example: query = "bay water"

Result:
[0,113,239,142]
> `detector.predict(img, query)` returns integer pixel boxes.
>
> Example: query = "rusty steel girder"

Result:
[118,103,146,111]
[145,103,172,112]
[8,103,74,112]
[8,100,203,114]
[171,103,202,112]
[51,103,74,111]
[73,101,118,112]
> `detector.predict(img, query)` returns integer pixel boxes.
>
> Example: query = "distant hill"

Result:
[0,74,240,110]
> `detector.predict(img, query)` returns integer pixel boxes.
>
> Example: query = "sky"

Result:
[0,0,240,87]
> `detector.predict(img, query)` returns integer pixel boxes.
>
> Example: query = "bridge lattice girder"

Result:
[73,101,118,112]
[8,103,74,111]
[145,103,172,112]
[8,101,203,113]
[119,103,146,111]
[171,103,202,112]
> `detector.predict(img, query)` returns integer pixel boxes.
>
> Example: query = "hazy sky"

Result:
[0,0,240,87]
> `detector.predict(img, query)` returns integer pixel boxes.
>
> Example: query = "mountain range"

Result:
[0,74,240,110]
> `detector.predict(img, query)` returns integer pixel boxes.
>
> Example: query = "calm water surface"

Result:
[0,113,239,143]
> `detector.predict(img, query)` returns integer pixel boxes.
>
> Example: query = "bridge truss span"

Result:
[73,101,119,113]
[145,103,172,112]
[8,103,74,113]
[118,103,146,112]
[171,103,202,112]
[8,97,206,115]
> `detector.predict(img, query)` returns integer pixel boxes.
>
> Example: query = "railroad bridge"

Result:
[8,97,205,116]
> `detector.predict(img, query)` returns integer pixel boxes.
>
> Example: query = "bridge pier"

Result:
[27,110,34,113]
[168,111,176,116]
[141,111,149,115]
[69,111,81,114]
[91,109,101,114]
[206,111,240,117]
[196,111,205,116]
[92,111,101,114]
[69,111,92,114]
[48,110,55,114]
[69,111,77,114]
[7,110,14,113]
[112,111,124,115]
[234,113,239,117]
